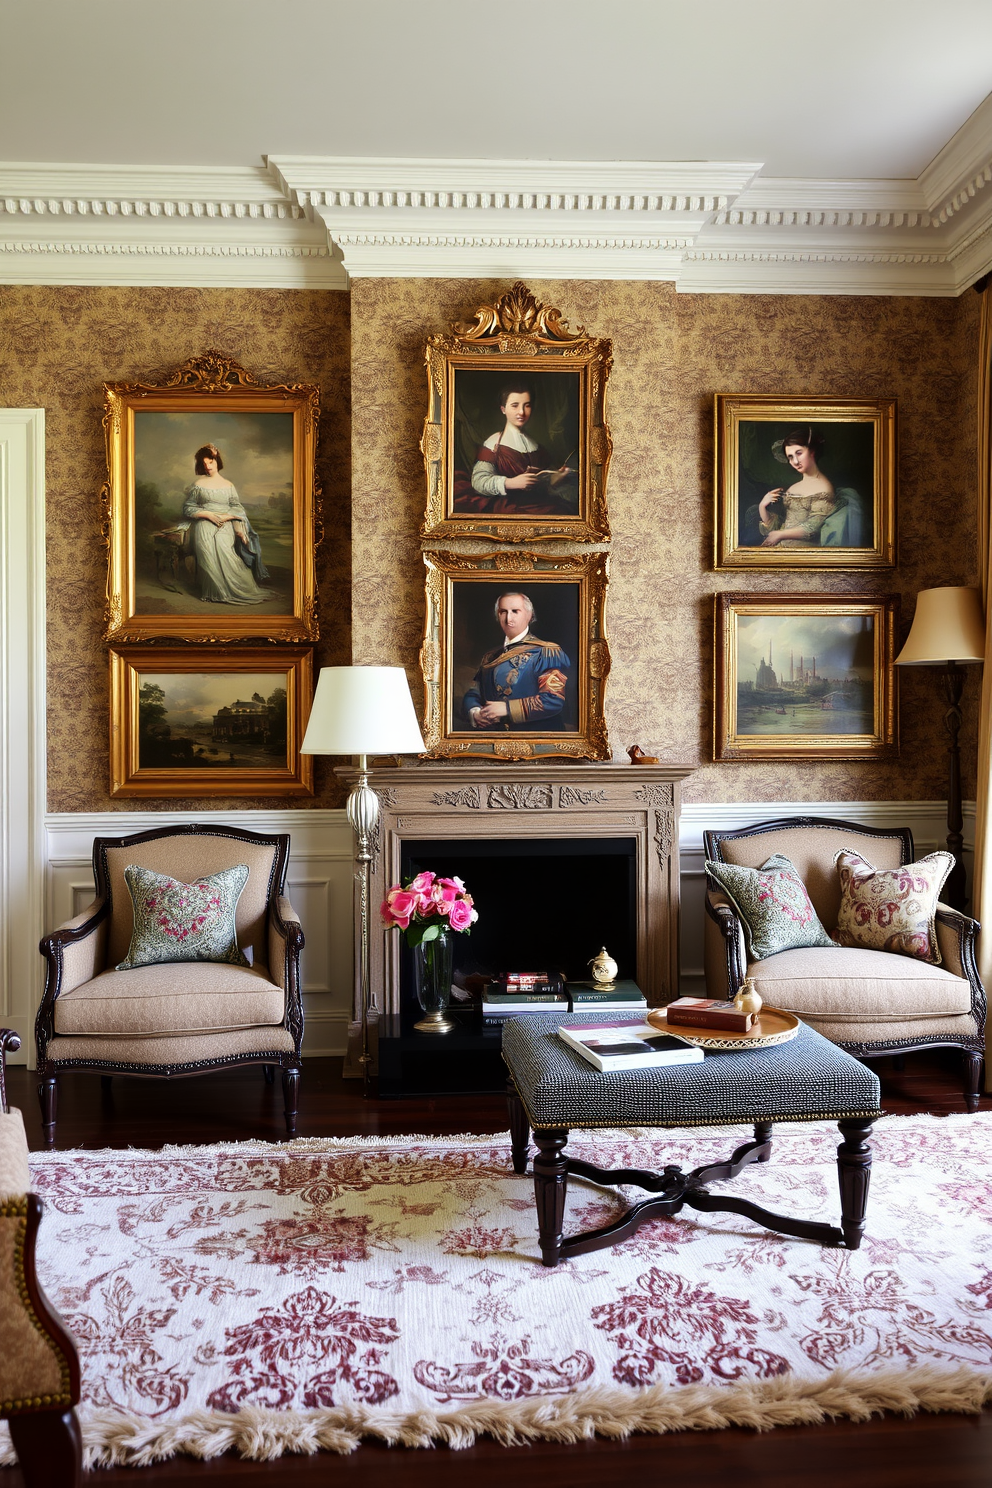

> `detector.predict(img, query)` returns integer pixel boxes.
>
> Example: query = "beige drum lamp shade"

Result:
[895,587,986,667]
[301,666,425,757]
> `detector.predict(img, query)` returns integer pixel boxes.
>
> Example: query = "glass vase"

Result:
[412,927,455,1033]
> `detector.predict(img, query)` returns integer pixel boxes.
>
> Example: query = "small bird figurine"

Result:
[627,744,660,764]
[588,947,618,988]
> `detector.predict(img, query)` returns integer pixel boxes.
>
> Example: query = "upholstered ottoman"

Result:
[501,1015,883,1266]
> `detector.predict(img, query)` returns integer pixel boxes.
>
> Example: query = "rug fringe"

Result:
[2,1365,987,1467]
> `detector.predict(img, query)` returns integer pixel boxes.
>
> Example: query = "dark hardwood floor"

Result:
[5,1049,990,1487]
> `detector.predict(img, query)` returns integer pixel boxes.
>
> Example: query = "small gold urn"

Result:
[588,947,618,989]
[733,977,763,1018]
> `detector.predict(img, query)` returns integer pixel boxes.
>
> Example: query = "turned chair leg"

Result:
[38,1076,58,1149]
[963,1050,983,1113]
[282,1065,301,1136]
[10,1408,82,1488]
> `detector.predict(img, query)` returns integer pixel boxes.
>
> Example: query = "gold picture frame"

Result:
[109,644,314,797]
[714,593,898,761]
[103,352,320,642]
[714,395,896,570]
[420,550,611,761]
[420,282,613,545]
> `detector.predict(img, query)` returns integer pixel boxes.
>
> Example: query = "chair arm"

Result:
[703,888,747,1002]
[0,1029,20,1114]
[935,905,987,1033]
[268,897,305,1056]
[36,899,111,1069]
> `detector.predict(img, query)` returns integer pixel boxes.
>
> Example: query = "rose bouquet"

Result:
[380,870,478,948]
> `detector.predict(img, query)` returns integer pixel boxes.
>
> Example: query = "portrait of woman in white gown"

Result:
[181,443,270,606]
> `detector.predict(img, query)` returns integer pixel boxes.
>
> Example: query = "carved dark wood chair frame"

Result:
[1,1029,83,1488]
[36,824,305,1148]
[704,816,986,1112]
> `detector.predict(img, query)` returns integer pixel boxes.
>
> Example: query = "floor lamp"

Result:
[301,666,426,1092]
[895,586,986,913]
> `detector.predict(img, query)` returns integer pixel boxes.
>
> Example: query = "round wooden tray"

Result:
[646,1005,800,1050]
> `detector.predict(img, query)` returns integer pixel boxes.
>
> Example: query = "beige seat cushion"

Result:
[748,946,973,1022]
[54,962,285,1037]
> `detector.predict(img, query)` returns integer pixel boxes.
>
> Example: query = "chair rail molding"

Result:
[0,410,46,1064]
[44,809,355,1061]
[4,115,991,292]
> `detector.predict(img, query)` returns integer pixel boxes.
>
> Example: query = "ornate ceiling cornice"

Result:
[1,107,990,294]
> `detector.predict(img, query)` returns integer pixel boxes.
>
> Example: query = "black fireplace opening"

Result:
[398,836,637,1008]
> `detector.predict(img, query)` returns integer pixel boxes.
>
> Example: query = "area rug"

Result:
[2,1114,992,1466]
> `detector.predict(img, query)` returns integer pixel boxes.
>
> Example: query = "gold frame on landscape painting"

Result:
[109,644,314,797]
[103,352,320,643]
[420,550,611,761]
[714,395,896,570]
[420,282,613,545]
[714,593,898,762]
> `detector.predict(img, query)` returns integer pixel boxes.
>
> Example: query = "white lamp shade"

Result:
[300,666,426,756]
[895,586,986,666]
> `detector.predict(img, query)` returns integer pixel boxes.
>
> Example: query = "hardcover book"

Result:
[664,997,755,1033]
[557,1021,703,1073]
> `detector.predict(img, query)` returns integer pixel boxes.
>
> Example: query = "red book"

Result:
[664,998,755,1033]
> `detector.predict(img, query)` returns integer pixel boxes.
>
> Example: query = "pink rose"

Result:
[409,871,435,895]
[448,898,474,931]
[432,879,459,906]
[381,887,417,930]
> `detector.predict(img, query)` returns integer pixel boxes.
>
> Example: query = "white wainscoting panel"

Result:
[44,810,354,1061]
[677,800,974,997]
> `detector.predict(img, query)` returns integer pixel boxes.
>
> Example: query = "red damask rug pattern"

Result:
[3,1115,992,1464]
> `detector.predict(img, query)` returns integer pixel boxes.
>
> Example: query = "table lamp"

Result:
[895,586,986,911]
[301,666,426,1090]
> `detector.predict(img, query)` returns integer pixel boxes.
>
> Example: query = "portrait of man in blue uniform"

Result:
[462,591,572,731]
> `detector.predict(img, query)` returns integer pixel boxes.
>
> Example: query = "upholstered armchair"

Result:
[703,816,986,1111]
[0,1029,82,1487]
[36,824,305,1148]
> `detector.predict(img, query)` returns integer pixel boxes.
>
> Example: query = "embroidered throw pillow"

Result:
[833,849,953,964]
[704,853,836,961]
[117,863,250,970]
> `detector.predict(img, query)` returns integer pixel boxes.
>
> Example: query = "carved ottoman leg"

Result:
[836,1118,874,1250]
[38,1076,58,1150]
[533,1128,569,1267]
[963,1051,983,1114]
[282,1065,301,1137]
[507,1081,530,1174]
[10,1408,82,1488]
[753,1120,773,1161]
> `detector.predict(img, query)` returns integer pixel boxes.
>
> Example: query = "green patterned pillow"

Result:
[117,863,250,970]
[705,852,837,961]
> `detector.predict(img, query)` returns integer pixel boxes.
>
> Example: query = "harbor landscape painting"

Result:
[714,595,898,760]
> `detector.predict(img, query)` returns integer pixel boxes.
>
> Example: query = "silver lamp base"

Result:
[413,1010,456,1034]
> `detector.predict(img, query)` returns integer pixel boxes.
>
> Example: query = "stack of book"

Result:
[662,997,756,1033]
[481,973,567,1019]
[566,979,647,1013]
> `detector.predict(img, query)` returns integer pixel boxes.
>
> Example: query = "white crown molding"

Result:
[2,140,991,292]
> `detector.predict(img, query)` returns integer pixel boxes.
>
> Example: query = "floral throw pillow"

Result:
[117,863,250,970]
[833,849,953,964]
[704,853,836,961]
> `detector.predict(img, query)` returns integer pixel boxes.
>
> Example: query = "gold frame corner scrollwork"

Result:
[420,549,611,762]
[420,283,612,546]
[103,351,321,644]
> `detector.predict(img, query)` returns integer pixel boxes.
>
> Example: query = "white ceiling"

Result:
[3,0,991,180]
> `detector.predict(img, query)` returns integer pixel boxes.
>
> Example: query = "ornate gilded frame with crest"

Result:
[420,283,612,545]
[420,550,611,761]
[103,352,320,643]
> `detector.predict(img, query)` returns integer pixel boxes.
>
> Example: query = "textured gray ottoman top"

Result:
[501,1014,882,1129]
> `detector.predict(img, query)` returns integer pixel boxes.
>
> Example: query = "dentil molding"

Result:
[3,103,992,293]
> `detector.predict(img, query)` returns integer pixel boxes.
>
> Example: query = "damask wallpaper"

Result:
[351,278,981,803]
[0,278,980,811]
[0,285,351,810]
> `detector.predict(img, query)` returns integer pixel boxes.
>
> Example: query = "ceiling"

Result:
[4,0,991,179]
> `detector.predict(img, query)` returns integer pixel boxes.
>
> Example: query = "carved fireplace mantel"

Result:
[337,762,694,1018]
